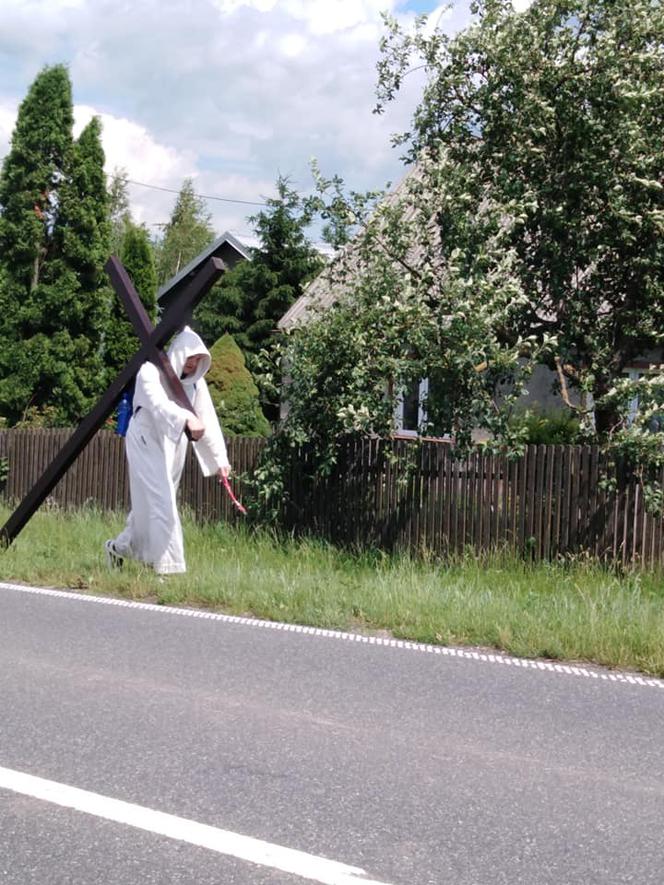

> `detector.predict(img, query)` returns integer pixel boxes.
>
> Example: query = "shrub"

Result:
[206,334,271,438]
[510,409,581,445]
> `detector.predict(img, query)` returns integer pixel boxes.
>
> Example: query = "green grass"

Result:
[1,505,664,676]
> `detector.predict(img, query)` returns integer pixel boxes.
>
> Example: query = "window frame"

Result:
[393,377,429,438]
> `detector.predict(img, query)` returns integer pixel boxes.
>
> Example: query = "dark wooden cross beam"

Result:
[0,255,225,547]
[105,258,199,421]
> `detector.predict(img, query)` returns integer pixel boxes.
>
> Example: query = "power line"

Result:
[1,152,319,240]
[125,178,268,207]
[0,155,270,207]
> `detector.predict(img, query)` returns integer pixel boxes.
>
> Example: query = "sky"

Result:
[0,0,529,245]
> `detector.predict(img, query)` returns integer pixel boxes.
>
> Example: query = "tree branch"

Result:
[554,356,583,413]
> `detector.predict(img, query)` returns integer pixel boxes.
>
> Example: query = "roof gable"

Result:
[157,231,251,314]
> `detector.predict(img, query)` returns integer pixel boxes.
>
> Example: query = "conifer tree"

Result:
[0,65,75,424]
[0,65,72,288]
[194,176,322,356]
[108,167,132,256]
[0,67,112,425]
[105,223,157,375]
[52,115,111,399]
[121,224,157,320]
[206,334,271,437]
[194,259,257,353]
[244,176,323,355]
[155,178,215,286]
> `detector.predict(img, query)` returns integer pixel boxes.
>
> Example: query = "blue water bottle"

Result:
[115,390,133,437]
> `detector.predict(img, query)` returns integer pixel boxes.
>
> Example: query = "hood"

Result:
[167,326,211,385]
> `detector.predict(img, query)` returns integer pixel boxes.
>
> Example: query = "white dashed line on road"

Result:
[2,580,663,691]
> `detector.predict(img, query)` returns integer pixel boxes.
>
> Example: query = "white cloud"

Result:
[0,103,17,158]
[283,0,396,35]
[213,0,278,13]
[74,106,196,185]
[5,0,85,7]
[278,33,308,58]
[72,107,275,235]
[72,105,198,228]
[0,0,483,240]
[213,0,398,34]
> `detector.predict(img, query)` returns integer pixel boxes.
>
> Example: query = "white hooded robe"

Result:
[111,327,230,574]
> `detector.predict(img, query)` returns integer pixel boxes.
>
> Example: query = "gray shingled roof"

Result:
[157,231,251,313]
[278,164,435,330]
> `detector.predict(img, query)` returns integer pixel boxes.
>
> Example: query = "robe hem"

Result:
[153,563,187,575]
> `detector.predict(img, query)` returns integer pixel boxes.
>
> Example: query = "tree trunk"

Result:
[31,254,41,293]
[592,380,621,438]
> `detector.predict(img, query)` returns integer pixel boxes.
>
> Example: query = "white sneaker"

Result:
[104,539,124,570]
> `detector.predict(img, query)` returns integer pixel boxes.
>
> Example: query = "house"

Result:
[277,169,442,435]
[278,172,661,437]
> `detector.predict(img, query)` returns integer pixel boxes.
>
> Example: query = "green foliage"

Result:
[105,223,158,375]
[105,168,158,377]
[108,168,131,256]
[121,224,157,319]
[155,178,214,286]
[57,116,110,292]
[194,176,323,359]
[0,457,7,489]
[600,371,664,512]
[12,404,62,428]
[255,172,541,512]
[53,115,111,396]
[257,0,664,511]
[206,334,270,437]
[509,409,580,445]
[0,66,111,425]
[0,64,72,280]
[376,0,664,436]
[194,259,254,349]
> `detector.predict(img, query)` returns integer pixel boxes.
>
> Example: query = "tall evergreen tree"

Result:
[194,176,323,356]
[0,65,72,316]
[108,167,132,256]
[155,178,214,286]
[0,65,75,424]
[53,116,111,399]
[194,260,258,353]
[0,67,111,425]
[105,222,157,375]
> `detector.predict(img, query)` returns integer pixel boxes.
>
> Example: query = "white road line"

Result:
[2,580,664,691]
[0,766,390,885]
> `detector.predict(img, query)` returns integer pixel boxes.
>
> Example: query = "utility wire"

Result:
[126,178,268,207]
[0,155,269,207]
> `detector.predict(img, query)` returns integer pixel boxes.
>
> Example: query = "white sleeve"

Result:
[192,378,230,476]
[137,362,192,442]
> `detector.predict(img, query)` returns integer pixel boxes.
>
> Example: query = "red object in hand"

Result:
[220,474,247,515]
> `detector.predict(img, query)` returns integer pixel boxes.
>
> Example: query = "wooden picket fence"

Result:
[0,429,263,527]
[285,438,664,568]
[1,429,663,567]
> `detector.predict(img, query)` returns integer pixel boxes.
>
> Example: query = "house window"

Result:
[624,367,664,431]
[394,378,429,436]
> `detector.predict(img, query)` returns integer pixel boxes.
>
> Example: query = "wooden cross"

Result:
[0,255,225,547]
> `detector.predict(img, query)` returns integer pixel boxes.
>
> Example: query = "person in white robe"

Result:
[105,326,230,575]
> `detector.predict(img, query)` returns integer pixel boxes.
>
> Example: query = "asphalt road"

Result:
[1,582,663,885]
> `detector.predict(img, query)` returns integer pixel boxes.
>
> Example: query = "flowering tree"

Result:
[258,0,664,510]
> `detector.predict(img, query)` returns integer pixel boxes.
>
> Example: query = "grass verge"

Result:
[1,506,663,676]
